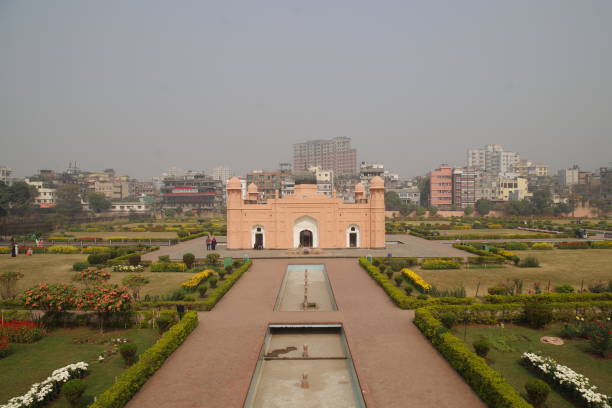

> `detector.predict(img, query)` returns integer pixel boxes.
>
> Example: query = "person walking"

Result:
[205,236,211,251]
[211,236,217,251]
[10,237,17,257]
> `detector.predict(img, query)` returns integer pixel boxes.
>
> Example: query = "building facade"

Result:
[226,176,385,249]
[211,166,234,183]
[468,144,520,175]
[161,172,223,211]
[429,164,453,209]
[0,166,12,184]
[452,168,476,208]
[293,137,357,176]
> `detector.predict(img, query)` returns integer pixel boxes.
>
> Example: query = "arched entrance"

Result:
[346,225,360,248]
[299,230,313,247]
[293,216,319,248]
[251,225,265,249]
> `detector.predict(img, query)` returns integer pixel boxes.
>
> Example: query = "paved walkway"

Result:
[127,259,484,408]
[142,234,469,261]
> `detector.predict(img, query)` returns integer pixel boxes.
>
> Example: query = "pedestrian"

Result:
[211,236,217,251]
[206,236,211,251]
[10,237,17,257]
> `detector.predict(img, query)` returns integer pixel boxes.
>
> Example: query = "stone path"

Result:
[127,259,484,408]
[142,234,469,261]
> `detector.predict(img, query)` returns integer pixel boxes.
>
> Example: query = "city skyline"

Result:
[1,1,611,179]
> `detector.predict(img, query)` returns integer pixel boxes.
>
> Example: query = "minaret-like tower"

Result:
[368,176,385,248]
[226,177,243,249]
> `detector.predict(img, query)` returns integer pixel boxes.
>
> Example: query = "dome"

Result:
[370,176,384,189]
[227,177,241,189]
[247,183,258,193]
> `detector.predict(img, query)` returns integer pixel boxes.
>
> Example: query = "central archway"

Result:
[293,216,319,248]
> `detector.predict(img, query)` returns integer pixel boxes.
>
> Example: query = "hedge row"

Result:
[359,258,473,309]
[453,244,505,261]
[89,311,198,408]
[414,307,533,408]
[421,259,461,270]
[484,292,612,304]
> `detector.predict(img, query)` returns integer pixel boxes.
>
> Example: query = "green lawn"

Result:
[0,254,193,298]
[451,323,612,408]
[0,327,159,407]
[436,228,549,237]
[49,231,179,239]
[419,249,612,296]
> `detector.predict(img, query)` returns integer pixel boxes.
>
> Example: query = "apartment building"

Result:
[452,168,476,208]
[429,164,453,210]
[293,137,357,176]
[467,144,520,175]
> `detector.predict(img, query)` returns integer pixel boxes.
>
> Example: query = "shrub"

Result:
[402,269,431,292]
[127,254,141,266]
[150,261,187,272]
[473,337,490,358]
[404,286,413,296]
[155,315,173,334]
[421,259,461,270]
[588,281,612,293]
[502,242,529,250]
[89,312,198,408]
[439,312,457,329]
[181,270,213,290]
[158,255,170,262]
[198,285,208,298]
[591,241,612,249]
[0,336,11,358]
[523,302,553,329]
[0,247,11,254]
[560,323,581,339]
[524,378,549,407]
[47,245,80,254]
[61,379,87,408]
[588,320,612,357]
[488,285,507,295]
[82,246,111,254]
[556,241,589,250]
[224,265,234,274]
[531,242,554,250]
[119,342,138,365]
[182,253,195,269]
[72,262,89,272]
[554,284,574,293]
[87,252,111,265]
[393,276,402,286]
[208,276,218,288]
[205,253,220,266]
[519,256,539,268]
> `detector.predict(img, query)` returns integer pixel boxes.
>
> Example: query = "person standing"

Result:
[10,237,17,257]
[205,236,211,251]
[211,236,217,251]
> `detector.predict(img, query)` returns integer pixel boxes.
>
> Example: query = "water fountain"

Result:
[275,265,337,311]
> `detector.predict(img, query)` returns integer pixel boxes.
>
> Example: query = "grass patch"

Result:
[419,249,612,296]
[0,327,158,406]
[452,323,612,408]
[0,254,193,298]
[50,231,179,239]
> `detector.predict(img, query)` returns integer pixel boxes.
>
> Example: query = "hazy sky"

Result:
[1,0,611,179]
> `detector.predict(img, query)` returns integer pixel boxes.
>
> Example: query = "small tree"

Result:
[0,271,24,299]
[205,253,220,266]
[473,337,490,358]
[523,302,553,329]
[428,206,438,216]
[119,342,138,365]
[87,192,112,213]
[475,199,493,216]
[182,253,195,269]
[464,205,474,216]
[121,274,150,300]
[198,285,208,298]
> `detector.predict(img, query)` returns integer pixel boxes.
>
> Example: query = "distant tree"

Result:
[400,203,416,216]
[385,191,401,211]
[505,199,535,216]
[87,192,111,213]
[554,202,571,215]
[464,205,474,216]
[415,206,426,216]
[429,206,438,216]
[0,182,10,217]
[416,176,430,207]
[475,199,493,216]
[531,188,553,214]
[55,184,82,216]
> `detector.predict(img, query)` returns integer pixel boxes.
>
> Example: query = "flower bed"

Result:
[82,246,111,254]
[521,352,611,408]
[150,261,187,272]
[181,270,213,290]
[0,321,44,343]
[112,265,145,273]
[421,259,461,270]
[402,269,431,292]
[531,242,554,250]
[0,247,10,254]
[591,241,612,249]
[46,245,80,254]
[556,241,590,250]
[1,362,89,408]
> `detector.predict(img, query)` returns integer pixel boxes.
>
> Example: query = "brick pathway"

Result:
[127,259,484,408]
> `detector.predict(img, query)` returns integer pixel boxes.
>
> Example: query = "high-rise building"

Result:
[211,166,234,183]
[557,166,581,186]
[293,137,357,176]
[429,164,453,210]
[0,166,12,184]
[452,168,476,209]
[467,144,520,175]
[246,170,283,200]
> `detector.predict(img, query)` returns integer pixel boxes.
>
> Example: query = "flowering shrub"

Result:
[121,274,149,300]
[521,352,611,408]
[23,284,78,311]
[46,245,80,254]
[587,319,612,357]
[181,270,214,290]
[531,242,554,250]
[0,247,10,254]
[1,362,89,408]
[402,269,431,292]
[0,321,44,343]
[150,261,187,272]
[73,268,111,287]
[78,286,132,313]
[421,259,461,270]
[112,265,145,273]
[82,246,111,254]
[591,241,612,249]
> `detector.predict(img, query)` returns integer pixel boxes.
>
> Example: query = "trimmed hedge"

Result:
[453,244,505,262]
[89,311,198,408]
[414,307,533,408]
[421,259,461,270]
[531,242,554,250]
[484,292,612,304]
[150,261,187,272]
[591,241,612,249]
[555,241,589,250]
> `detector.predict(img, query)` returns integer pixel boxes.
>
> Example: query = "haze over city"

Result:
[1,0,611,178]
